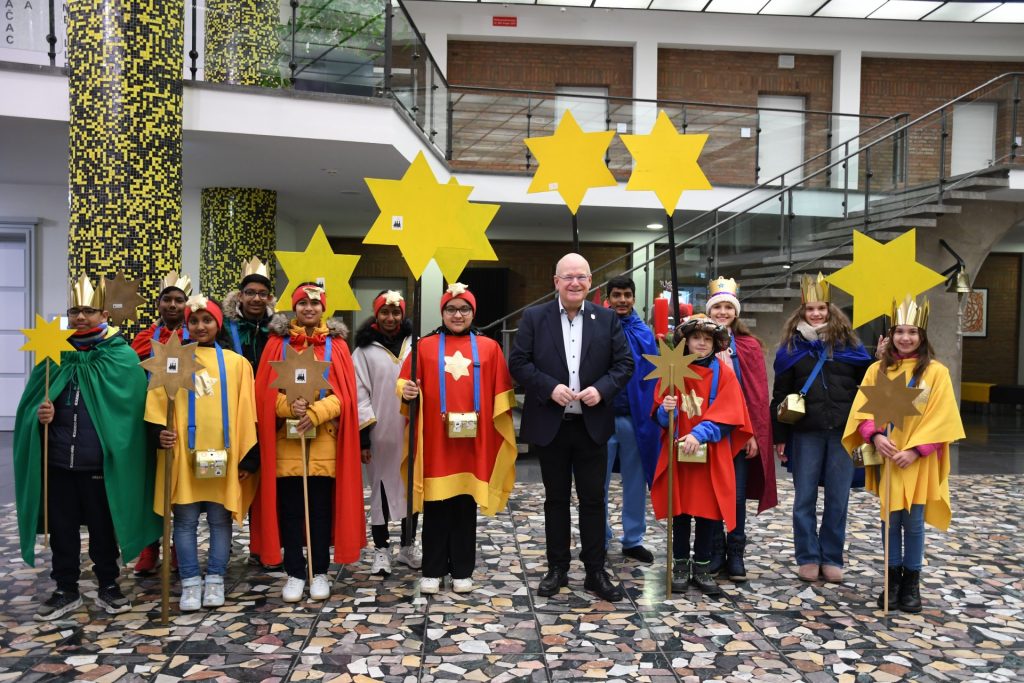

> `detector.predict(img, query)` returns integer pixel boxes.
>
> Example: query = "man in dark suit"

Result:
[509,253,634,602]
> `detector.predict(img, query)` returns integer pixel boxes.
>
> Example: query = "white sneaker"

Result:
[281,577,305,603]
[419,577,440,594]
[452,577,474,594]
[179,580,202,612]
[203,576,225,608]
[310,574,331,601]
[370,548,392,576]
[396,545,422,569]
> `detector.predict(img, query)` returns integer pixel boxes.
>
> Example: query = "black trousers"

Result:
[371,482,419,549]
[277,476,333,579]
[421,495,476,579]
[48,467,121,592]
[672,515,715,563]
[534,417,608,572]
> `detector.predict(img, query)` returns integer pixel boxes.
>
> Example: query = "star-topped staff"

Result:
[275,226,360,313]
[525,109,616,252]
[139,334,205,624]
[857,367,924,614]
[642,337,701,598]
[20,315,76,547]
[269,343,331,586]
[103,271,147,327]
[621,111,712,327]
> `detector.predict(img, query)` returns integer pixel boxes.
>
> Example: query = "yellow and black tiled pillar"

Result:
[204,0,279,86]
[200,188,277,299]
[67,0,184,333]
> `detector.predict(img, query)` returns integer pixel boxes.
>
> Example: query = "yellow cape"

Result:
[842,359,965,531]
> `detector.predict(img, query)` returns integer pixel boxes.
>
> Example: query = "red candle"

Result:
[654,297,668,337]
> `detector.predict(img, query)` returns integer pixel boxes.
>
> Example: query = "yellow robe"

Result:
[842,359,965,531]
[146,346,259,524]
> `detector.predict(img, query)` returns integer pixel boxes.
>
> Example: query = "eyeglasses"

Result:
[556,274,591,283]
[242,289,271,299]
[67,307,100,317]
[443,306,473,316]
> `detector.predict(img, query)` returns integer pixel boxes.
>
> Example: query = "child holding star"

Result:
[842,296,964,612]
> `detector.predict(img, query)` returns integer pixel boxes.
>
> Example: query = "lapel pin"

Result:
[590,313,596,320]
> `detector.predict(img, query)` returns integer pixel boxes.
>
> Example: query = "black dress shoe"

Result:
[622,545,654,563]
[584,570,625,602]
[536,568,569,597]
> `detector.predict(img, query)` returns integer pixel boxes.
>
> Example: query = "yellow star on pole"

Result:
[364,152,474,278]
[525,109,616,214]
[20,315,75,366]
[858,370,924,430]
[276,225,360,312]
[825,230,945,327]
[620,110,712,214]
[444,350,473,381]
[434,178,500,283]
[643,337,701,397]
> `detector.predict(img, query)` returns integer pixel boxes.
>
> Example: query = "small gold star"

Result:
[444,350,472,381]
[139,334,206,398]
[680,390,704,419]
[642,338,701,397]
[269,345,332,404]
[859,370,924,429]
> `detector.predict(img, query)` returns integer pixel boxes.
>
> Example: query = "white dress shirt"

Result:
[559,299,584,415]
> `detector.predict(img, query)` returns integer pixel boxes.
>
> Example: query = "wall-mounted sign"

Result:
[492,16,517,28]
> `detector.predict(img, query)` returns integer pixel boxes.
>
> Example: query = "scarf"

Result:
[289,319,329,348]
[236,315,270,346]
[69,324,109,350]
[796,321,827,341]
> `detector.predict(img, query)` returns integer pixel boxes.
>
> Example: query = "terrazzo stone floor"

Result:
[0,464,1021,682]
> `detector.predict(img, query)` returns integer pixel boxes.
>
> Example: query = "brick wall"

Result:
[962,252,1020,384]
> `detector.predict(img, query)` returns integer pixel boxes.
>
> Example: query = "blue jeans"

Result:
[173,501,232,581]
[883,504,925,571]
[727,451,750,543]
[790,429,853,568]
[604,416,647,549]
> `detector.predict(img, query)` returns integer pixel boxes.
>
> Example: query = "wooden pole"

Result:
[571,212,580,254]
[300,432,314,589]
[666,213,680,325]
[882,455,892,614]
[160,397,175,625]
[665,366,675,600]
[404,278,423,547]
[43,362,50,548]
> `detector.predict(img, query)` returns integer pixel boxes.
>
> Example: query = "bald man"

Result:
[510,253,634,602]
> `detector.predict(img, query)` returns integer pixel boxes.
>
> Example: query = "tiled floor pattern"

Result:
[0,474,1022,682]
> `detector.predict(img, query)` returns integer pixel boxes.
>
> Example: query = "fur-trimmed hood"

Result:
[355,317,413,349]
[222,289,276,322]
[268,312,349,340]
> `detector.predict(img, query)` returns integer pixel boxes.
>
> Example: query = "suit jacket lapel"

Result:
[580,303,592,365]
[546,301,568,369]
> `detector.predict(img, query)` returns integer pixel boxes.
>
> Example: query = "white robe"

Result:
[353,336,412,525]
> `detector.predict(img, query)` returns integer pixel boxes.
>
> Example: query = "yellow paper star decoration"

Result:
[139,335,206,398]
[643,337,701,397]
[276,226,360,312]
[444,350,473,381]
[433,177,500,283]
[20,315,75,366]
[524,110,617,214]
[825,230,945,327]
[620,110,712,214]
[858,370,924,430]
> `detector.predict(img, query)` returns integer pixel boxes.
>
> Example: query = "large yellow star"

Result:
[434,178,500,283]
[825,230,945,327]
[364,153,474,279]
[524,110,616,214]
[620,110,712,214]
[859,370,923,430]
[276,225,360,312]
[20,315,75,366]
[444,350,472,381]
[643,337,701,397]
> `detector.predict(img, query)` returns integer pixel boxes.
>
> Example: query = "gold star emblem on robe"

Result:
[444,350,472,381]
[20,314,75,366]
[825,230,945,327]
[524,110,616,214]
[642,338,701,397]
[275,225,360,312]
[139,334,206,398]
[103,272,146,326]
[859,370,924,430]
[620,110,712,214]
[680,390,704,419]
[269,345,333,404]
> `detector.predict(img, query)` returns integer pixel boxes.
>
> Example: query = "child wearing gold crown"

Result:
[771,274,872,583]
[842,296,964,612]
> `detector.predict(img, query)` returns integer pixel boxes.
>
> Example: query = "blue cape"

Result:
[618,311,661,486]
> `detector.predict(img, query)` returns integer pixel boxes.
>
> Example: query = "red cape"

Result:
[250,332,366,565]
[650,362,752,530]
[733,333,778,513]
[131,323,183,360]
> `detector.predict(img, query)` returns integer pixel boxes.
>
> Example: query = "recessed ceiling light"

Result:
[647,223,664,230]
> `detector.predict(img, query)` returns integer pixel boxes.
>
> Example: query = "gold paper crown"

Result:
[241,257,269,279]
[800,273,831,304]
[70,274,104,309]
[162,270,193,296]
[891,295,929,330]
[708,276,739,298]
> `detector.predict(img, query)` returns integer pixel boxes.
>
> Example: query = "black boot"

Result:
[707,524,726,575]
[876,566,903,610]
[670,558,690,593]
[898,569,922,613]
[725,536,747,582]
[690,560,723,597]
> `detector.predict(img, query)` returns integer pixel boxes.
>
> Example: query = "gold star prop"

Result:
[20,315,75,366]
[139,335,206,398]
[620,110,712,214]
[680,390,704,419]
[858,370,924,430]
[276,225,360,311]
[825,230,945,327]
[643,337,701,397]
[269,345,332,404]
[444,350,473,381]
[524,110,616,214]
[104,272,146,326]
[433,178,500,283]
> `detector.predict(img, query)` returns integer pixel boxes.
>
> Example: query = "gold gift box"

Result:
[776,393,806,424]
[676,441,708,464]
[194,449,228,479]
[446,412,478,439]
[852,443,883,467]
[285,419,316,440]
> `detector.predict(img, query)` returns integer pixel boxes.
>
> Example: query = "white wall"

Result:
[0,182,67,320]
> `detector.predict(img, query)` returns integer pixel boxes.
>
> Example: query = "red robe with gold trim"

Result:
[398,332,517,516]
[651,361,752,530]
[250,328,365,565]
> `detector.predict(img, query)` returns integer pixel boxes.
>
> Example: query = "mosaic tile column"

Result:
[67,0,184,333]
[200,188,277,298]
[204,0,279,86]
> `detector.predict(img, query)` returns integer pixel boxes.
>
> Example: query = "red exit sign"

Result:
[492,16,518,28]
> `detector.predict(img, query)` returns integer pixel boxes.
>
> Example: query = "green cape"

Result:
[13,334,160,566]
